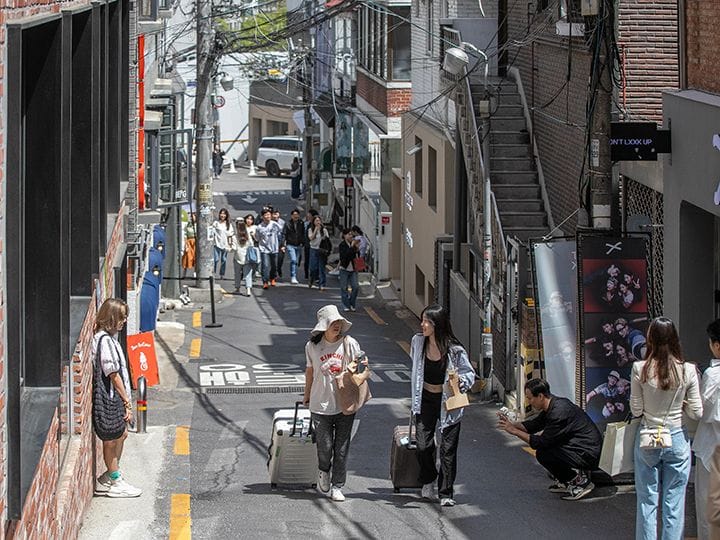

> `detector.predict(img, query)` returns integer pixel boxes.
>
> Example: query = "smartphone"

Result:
[355,350,367,373]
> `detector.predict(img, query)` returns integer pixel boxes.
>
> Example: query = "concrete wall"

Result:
[663,90,720,367]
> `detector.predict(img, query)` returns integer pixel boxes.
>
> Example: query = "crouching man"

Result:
[497,378,602,501]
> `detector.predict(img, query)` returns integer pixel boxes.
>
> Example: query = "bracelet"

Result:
[124,401,132,410]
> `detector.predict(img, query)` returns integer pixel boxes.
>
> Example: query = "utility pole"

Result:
[195,0,216,287]
[302,50,313,207]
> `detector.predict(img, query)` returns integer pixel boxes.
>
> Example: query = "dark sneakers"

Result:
[562,472,594,501]
[548,480,569,493]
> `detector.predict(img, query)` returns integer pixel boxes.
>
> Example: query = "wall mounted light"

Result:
[152,265,161,277]
[156,241,164,252]
[406,142,423,156]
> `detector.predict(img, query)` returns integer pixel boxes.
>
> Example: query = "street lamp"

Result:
[219,73,235,91]
[442,42,489,88]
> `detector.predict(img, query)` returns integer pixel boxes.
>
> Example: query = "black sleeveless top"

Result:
[424,355,447,385]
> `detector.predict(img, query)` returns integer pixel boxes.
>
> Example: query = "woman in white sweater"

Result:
[630,317,703,540]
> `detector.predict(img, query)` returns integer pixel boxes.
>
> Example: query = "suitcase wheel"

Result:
[393,487,400,493]
[271,483,277,489]
[311,483,317,489]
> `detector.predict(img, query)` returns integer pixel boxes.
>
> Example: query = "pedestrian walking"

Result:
[181,212,196,279]
[303,209,318,281]
[212,144,225,176]
[212,208,234,279]
[244,214,260,281]
[410,304,475,507]
[283,209,305,284]
[308,214,330,290]
[709,445,720,540]
[351,225,369,259]
[290,157,302,199]
[497,378,602,500]
[232,219,257,296]
[272,210,286,279]
[302,305,364,502]
[631,316,703,540]
[695,319,720,540]
[338,228,360,312]
[254,208,283,289]
[92,298,142,498]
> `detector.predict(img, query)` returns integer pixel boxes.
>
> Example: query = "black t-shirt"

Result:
[424,355,447,385]
[522,396,602,460]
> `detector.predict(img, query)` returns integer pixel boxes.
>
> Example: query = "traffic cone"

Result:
[249,160,257,176]
[228,159,237,174]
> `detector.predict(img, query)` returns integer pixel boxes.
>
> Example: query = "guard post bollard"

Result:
[137,376,147,433]
[205,275,223,328]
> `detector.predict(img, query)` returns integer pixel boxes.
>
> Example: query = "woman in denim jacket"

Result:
[630,317,702,540]
[410,304,475,507]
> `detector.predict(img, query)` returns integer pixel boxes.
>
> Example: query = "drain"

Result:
[203,385,305,394]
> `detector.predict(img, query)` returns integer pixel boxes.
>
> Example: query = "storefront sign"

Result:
[610,122,671,161]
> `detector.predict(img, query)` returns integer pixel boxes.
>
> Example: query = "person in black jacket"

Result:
[337,228,361,312]
[303,209,319,281]
[283,209,305,284]
[497,378,602,501]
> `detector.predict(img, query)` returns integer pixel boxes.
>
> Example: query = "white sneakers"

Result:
[95,472,113,495]
[329,487,345,502]
[421,482,436,500]
[106,477,142,498]
[291,277,299,284]
[440,497,456,507]
[318,470,331,493]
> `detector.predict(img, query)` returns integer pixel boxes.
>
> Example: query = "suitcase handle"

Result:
[408,412,414,440]
[290,400,314,437]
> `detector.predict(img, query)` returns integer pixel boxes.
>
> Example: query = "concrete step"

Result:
[495,198,544,213]
[494,104,524,117]
[502,225,549,242]
[491,144,531,158]
[492,116,527,131]
[491,171,538,184]
[492,183,541,199]
[490,131,530,145]
[498,211,548,228]
[490,157,534,171]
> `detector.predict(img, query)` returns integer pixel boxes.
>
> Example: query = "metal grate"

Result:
[203,386,305,395]
[621,178,664,317]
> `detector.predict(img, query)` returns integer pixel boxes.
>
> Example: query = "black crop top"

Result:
[424,355,447,385]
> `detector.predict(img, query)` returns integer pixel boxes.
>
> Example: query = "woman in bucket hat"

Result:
[303,305,365,502]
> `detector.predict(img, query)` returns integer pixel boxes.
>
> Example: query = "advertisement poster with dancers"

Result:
[579,235,649,432]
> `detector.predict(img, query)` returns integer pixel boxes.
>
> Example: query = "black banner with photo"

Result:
[578,235,650,433]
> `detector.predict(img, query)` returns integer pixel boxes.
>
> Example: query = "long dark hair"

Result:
[421,304,460,358]
[236,220,248,243]
[218,208,230,230]
[641,316,684,390]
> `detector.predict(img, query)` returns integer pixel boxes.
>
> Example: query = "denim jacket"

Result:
[409,333,475,431]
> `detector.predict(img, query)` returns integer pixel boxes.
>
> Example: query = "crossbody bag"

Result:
[638,365,684,449]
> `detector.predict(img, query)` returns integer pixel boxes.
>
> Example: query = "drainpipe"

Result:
[482,140,493,388]
[453,93,467,272]
[678,0,687,90]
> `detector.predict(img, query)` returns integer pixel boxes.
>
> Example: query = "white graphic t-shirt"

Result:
[306,335,361,415]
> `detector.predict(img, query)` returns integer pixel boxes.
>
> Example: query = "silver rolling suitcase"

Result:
[267,401,318,489]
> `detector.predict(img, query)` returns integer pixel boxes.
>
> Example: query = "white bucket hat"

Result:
[311,305,352,336]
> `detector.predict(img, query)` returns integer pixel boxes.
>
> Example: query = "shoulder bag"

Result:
[318,232,332,257]
[334,337,372,415]
[247,245,260,264]
[638,368,684,449]
[92,334,128,441]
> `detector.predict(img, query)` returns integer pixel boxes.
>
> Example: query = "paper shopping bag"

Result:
[599,418,639,476]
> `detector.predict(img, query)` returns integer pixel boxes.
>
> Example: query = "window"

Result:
[428,146,437,210]
[414,137,423,196]
[388,7,411,81]
[416,266,426,299]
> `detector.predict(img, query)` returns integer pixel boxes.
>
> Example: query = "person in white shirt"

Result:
[695,319,720,540]
[212,208,235,279]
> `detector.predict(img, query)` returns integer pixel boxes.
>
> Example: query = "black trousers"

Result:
[303,244,310,279]
[535,446,598,483]
[415,391,461,498]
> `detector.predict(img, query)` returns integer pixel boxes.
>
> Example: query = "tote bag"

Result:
[599,418,640,476]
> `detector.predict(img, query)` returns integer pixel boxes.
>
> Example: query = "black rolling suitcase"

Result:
[390,414,424,493]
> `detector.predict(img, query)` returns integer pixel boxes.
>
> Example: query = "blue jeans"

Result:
[233,259,255,290]
[214,246,228,277]
[338,269,359,309]
[286,245,302,279]
[634,427,691,540]
[309,248,326,287]
[261,252,278,283]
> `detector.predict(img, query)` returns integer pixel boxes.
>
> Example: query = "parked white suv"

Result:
[256,136,302,177]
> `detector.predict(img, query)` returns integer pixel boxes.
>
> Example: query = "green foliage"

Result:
[218,3,288,52]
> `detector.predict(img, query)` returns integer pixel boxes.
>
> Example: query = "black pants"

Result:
[303,244,310,279]
[415,391,461,498]
[277,250,285,278]
[535,446,598,483]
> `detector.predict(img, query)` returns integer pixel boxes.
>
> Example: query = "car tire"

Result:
[265,160,280,177]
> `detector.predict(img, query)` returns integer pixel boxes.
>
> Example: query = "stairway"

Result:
[469,79,549,242]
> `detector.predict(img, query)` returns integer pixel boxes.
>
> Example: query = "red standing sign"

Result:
[126,332,160,388]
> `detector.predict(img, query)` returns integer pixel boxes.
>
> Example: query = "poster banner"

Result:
[532,239,578,401]
[579,235,649,432]
[126,331,160,388]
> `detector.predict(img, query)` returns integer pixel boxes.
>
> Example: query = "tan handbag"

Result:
[334,337,372,415]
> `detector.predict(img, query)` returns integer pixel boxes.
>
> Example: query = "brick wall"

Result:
[356,70,411,117]
[618,0,678,123]
[686,1,720,94]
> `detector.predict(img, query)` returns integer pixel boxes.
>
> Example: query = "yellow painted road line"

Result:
[192,311,202,328]
[396,340,410,355]
[364,306,387,326]
[522,446,536,457]
[189,338,202,359]
[174,426,190,456]
[169,493,191,540]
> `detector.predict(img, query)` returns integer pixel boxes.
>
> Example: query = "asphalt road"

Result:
[80,168,645,539]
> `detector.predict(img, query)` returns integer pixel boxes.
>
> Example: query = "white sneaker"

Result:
[440,497,456,507]
[291,277,299,284]
[330,487,345,502]
[107,478,142,498]
[95,471,112,494]
[350,306,356,312]
[317,470,331,493]
[421,482,436,500]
